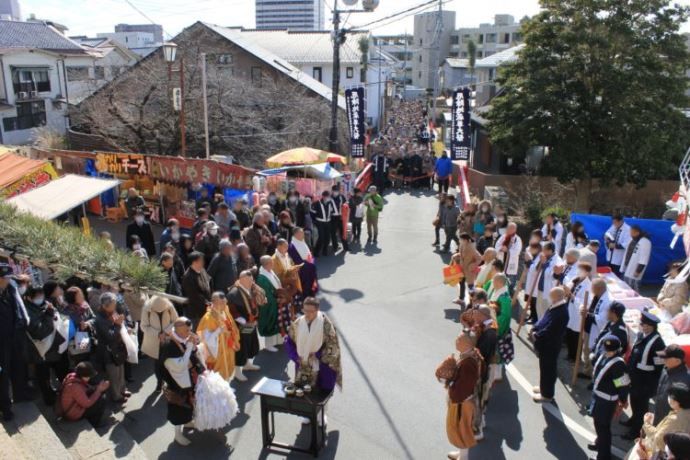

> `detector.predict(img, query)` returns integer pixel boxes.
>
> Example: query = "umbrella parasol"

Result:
[265,147,346,168]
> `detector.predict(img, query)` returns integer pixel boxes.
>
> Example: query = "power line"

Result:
[348,0,445,32]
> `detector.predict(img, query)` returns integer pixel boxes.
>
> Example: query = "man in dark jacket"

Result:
[653,344,690,422]
[207,240,238,293]
[181,252,212,326]
[0,263,30,420]
[160,253,182,298]
[195,221,221,266]
[233,199,251,230]
[92,292,128,403]
[530,287,569,402]
[591,301,628,364]
[125,209,156,257]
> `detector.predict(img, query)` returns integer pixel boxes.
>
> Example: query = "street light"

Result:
[162,41,186,157]
[328,0,379,155]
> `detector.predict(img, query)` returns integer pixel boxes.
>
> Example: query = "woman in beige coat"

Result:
[452,233,482,307]
[657,262,689,318]
[140,296,178,391]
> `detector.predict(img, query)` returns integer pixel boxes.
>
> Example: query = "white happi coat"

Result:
[537,254,564,300]
[541,221,565,255]
[587,290,612,348]
[605,223,632,266]
[620,236,652,281]
[567,276,591,332]
[494,234,523,276]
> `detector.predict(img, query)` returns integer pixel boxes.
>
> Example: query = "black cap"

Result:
[609,301,626,318]
[0,263,11,278]
[657,344,686,360]
[602,334,621,352]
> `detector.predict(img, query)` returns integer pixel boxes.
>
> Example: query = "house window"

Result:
[312,67,322,82]
[419,55,422,63]
[477,51,483,58]
[94,66,105,80]
[450,35,459,45]
[251,67,262,86]
[12,68,50,94]
[418,71,422,79]
[462,34,471,40]
[216,54,233,65]
[3,100,46,132]
[478,34,484,44]
[461,51,468,58]
[502,33,511,44]
[486,33,496,43]
[512,32,522,42]
[346,67,354,79]
[419,38,422,46]
[360,68,366,83]
[66,66,89,81]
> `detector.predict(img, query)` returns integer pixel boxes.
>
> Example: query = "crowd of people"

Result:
[0,185,358,447]
[437,195,690,460]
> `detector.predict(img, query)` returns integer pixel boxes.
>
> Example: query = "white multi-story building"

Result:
[0,0,20,21]
[96,31,156,49]
[451,14,524,60]
[0,21,139,144]
[255,0,327,31]
[225,27,396,127]
[372,34,413,86]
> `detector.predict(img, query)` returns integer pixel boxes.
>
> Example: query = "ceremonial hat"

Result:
[602,334,621,352]
[608,302,626,318]
[640,311,660,326]
[0,263,12,278]
[657,344,686,360]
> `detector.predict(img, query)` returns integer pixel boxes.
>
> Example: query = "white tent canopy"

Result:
[6,174,120,220]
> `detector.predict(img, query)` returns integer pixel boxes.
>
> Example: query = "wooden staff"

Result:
[516,262,542,336]
[511,268,527,307]
[571,290,590,386]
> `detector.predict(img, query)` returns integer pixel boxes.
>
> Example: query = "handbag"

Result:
[120,324,139,364]
[497,332,515,364]
[68,330,91,356]
[443,264,464,287]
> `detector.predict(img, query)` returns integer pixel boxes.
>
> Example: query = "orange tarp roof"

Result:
[0,152,49,189]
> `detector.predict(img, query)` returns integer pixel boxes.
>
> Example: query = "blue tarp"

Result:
[571,213,686,285]
[259,163,342,180]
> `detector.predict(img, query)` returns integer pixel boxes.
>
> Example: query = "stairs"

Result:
[1,400,150,460]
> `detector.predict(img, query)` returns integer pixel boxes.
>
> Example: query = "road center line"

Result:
[505,363,627,459]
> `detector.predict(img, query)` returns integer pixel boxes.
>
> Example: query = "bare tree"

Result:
[71,27,350,168]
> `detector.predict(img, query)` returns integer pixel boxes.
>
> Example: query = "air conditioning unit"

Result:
[18,91,28,99]
[30,90,39,98]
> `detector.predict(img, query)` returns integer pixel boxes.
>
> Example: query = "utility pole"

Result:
[431,0,443,122]
[328,2,341,154]
[179,58,186,157]
[403,30,408,100]
[200,53,210,160]
[377,39,382,131]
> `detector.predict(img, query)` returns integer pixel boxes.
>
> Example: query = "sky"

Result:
[17,0,690,38]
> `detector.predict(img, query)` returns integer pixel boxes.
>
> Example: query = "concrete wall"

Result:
[467,168,679,218]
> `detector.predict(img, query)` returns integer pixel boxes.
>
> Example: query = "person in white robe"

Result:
[580,278,611,376]
[541,213,564,255]
[564,263,592,363]
[604,215,632,274]
[535,242,565,319]
[494,222,523,286]
[619,225,652,292]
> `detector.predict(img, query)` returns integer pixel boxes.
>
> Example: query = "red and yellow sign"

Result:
[1,163,57,199]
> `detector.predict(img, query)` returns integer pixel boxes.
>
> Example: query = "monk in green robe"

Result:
[256,255,282,352]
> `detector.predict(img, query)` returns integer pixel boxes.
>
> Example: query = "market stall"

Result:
[6,174,120,221]
[0,151,57,199]
[265,147,347,169]
[258,163,343,198]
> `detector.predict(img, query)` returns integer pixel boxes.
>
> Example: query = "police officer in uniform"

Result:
[621,311,665,440]
[311,191,335,257]
[590,302,628,365]
[588,335,629,460]
[330,185,349,252]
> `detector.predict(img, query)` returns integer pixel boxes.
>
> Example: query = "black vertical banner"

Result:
[451,87,471,161]
[345,87,365,158]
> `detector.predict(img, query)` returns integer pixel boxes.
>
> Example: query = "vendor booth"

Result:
[0,151,57,199]
[259,163,343,198]
[6,174,120,222]
[265,147,346,169]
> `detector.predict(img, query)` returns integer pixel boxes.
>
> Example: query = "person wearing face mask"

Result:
[277,211,295,243]
[125,187,146,218]
[267,192,285,216]
[630,383,690,460]
[620,225,652,292]
[348,188,365,245]
[214,202,236,236]
[126,209,156,257]
[590,302,628,366]
[622,311,666,440]
[312,191,336,257]
[160,253,183,301]
[195,221,221,266]
[286,192,306,228]
[441,195,460,254]
[129,235,149,261]
[207,240,238,293]
[654,345,690,423]
[329,185,349,252]
[564,262,593,363]
[25,286,69,405]
[160,219,181,255]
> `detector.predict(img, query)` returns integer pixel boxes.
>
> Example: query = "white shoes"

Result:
[301,416,327,426]
[244,361,261,371]
[447,449,468,460]
[301,417,311,425]
[265,346,278,352]
[174,426,191,446]
[234,368,248,382]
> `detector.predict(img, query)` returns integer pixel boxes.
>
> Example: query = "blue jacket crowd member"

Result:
[588,335,630,460]
[621,311,665,440]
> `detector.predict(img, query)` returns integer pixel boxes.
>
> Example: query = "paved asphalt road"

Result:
[106,190,633,460]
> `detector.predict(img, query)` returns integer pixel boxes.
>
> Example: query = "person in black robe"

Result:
[160,317,205,446]
[125,209,156,257]
[227,271,262,382]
